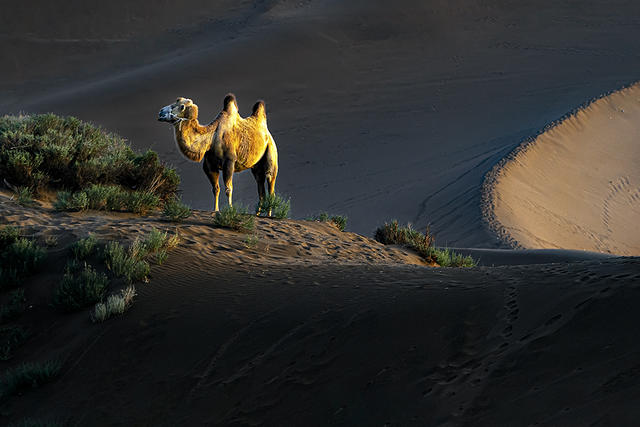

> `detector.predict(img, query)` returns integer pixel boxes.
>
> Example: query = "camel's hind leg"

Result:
[222,159,235,207]
[252,167,266,215]
[203,158,220,212]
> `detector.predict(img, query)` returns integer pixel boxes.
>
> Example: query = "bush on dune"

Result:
[308,212,348,231]
[0,114,178,214]
[0,360,61,400]
[0,226,47,288]
[255,193,290,219]
[374,220,476,267]
[163,197,191,222]
[53,262,109,311]
[214,205,255,232]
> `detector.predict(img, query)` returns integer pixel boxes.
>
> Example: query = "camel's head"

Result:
[158,97,198,123]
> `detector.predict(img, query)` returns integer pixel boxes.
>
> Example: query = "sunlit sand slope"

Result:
[484,83,640,255]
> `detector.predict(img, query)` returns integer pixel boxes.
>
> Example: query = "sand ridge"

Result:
[483,82,640,256]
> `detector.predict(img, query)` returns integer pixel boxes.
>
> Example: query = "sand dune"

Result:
[484,83,640,256]
[2,194,640,425]
[3,0,640,245]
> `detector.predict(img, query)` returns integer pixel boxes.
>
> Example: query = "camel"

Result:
[157,94,278,213]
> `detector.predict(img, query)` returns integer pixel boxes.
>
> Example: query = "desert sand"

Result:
[2,0,640,425]
[1,193,639,426]
[484,83,640,256]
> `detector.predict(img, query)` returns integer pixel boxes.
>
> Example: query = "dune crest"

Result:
[484,83,640,256]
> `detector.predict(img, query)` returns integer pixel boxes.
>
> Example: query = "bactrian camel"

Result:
[157,94,278,213]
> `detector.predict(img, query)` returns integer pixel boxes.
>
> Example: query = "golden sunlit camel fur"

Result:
[158,94,278,212]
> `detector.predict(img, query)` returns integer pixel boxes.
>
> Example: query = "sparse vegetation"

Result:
[244,234,259,249]
[53,263,109,311]
[0,360,61,399]
[0,226,47,288]
[214,205,255,232]
[14,187,35,207]
[44,235,58,247]
[256,193,290,219]
[0,114,179,213]
[55,184,160,215]
[309,212,348,231]
[103,229,178,282]
[374,220,476,267]
[0,325,29,361]
[163,197,192,222]
[91,285,136,323]
[0,289,27,323]
[103,241,149,284]
[71,234,98,260]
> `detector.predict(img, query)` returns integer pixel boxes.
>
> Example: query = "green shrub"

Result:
[14,187,34,207]
[54,191,88,211]
[0,226,20,249]
[309,212,348,231]
[0,360,61,399]
[103,241,150,284]
[0,325,29,360]
[0,233,47,288]
[163,197,191,222]
[374,220,476,267]
[91,286,136,323]
[55,185,160,214]
[214,205,255,232]
[244,234,259,249]
[0,289,27,323]
[0,114,179,200]
[53,263,108,311]
[71,234,98,260]
[256,193,290,219]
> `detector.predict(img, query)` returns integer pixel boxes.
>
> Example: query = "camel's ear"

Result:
[251,100,266,119]
[183,103,198,119]
[223,93,238,113]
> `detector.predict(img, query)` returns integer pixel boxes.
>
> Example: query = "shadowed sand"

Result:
[484,83,640,256]
[1,193,639,425]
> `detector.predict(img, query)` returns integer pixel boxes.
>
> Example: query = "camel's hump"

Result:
[251,100,266,119]
[223,93,238,113]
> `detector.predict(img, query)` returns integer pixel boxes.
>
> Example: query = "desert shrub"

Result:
[0,114,179,210]
[244,234,258,249]
[309,212,348,231]
[103,241,148,283]
[0,360,61,399]
[14,187,34,207]
[53,263,108,311]
[214,205,255,232]
[71,234,98,260]
[53,191,88,211]
[256,193,290,219]
[0,289,27,323]
[0,229,47,288]
[374,220,476,267]
[0,325,29,360]
[0,226,20,248]
[55,185,160,215]
[91,285,136,323]
[163,197,191,222]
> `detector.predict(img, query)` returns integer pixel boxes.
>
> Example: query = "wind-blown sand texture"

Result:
[484,83,640,255]
[1,193,639,425]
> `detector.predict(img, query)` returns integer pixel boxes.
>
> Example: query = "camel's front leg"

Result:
[203,158,220,212]
[222,159,235,207]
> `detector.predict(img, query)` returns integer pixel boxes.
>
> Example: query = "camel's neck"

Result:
[173,118,217,162]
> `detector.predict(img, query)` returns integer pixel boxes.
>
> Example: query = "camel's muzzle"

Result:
[157,106,175,122]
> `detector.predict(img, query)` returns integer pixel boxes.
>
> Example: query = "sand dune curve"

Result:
[484,83,640,256]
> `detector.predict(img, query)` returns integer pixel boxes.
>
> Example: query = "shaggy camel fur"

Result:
[158,94,278,212]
